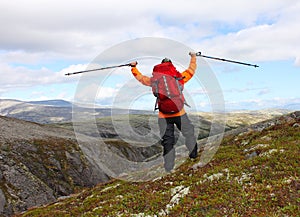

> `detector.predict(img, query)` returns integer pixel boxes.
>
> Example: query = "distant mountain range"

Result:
[282,103,300,111]
[0,98,298,125]
[226,101,300,112]
[0,99,152,124]
[28,99,73,107]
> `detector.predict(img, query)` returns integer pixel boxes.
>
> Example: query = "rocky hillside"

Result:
[14,111,300,216]
[0,102,296,216]
[0,115,113,216]
[0,114,166,217]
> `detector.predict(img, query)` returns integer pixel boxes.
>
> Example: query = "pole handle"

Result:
[129,61,138,67]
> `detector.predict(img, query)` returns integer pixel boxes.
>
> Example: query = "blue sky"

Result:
[1,0,300,111]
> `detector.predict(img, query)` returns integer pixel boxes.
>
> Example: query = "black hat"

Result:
[161,57,172,63]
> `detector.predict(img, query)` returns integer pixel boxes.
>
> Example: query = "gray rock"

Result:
[246,151,258,159]
[1,158,55,214]
[292,123,300,128]
[0,189,6,213]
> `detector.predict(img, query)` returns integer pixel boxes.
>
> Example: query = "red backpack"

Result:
[151,62,186,114]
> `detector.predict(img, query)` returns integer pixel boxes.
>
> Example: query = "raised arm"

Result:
[130,62,151,86]
[181,52,197,83]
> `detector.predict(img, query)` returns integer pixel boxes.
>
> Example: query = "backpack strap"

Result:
[162,76,171,98]
[174,76,190,107]
[154,97,159,112]
[174,76,184,93]
[152,80,159,97]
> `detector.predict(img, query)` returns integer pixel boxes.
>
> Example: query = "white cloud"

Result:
[0,0,298,71]
[74,81,120,105]
[0,63,53,87]
[1,0,300,108]
[0,62,84,88]
[0,51,47,65]
[96,87,118,101]
[199,2,300,63]
[0,0,297,58]
[257,88,270,96]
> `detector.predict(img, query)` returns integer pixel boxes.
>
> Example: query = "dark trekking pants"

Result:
[158,114,198,171]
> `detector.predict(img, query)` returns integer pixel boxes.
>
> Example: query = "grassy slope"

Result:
[17,115,299,217]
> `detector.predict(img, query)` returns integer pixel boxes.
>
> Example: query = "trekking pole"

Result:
[65,61,138,76]
[196,52,259,68]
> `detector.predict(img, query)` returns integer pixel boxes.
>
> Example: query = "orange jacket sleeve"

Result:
[131,67,151,86]
[181,55,197,83]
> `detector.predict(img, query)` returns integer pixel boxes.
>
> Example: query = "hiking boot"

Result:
[165,169,176,174]
[189,143,198,159]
